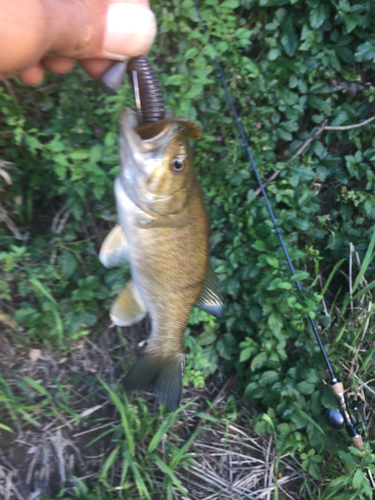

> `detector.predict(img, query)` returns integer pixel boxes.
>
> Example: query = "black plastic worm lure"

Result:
[101,56,164,124]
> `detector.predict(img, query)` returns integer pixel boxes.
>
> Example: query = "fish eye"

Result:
[171,155,188,173]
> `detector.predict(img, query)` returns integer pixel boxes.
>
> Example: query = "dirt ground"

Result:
[0,320,309,500]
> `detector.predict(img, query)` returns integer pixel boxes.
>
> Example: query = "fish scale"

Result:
[100,108,223,409]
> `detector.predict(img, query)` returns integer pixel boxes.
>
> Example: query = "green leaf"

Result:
[14,307,39,324]
[281,28,298,57]
[240,347,253,362]
[170,426,205,468]
[266,256,279,268]
[28,276,57,305]
[352,280,375,301]
[148,415,178,454]
[0,423,14,433]
[185,84,204,100]
[222,0,240,8]
[278,281,292,290]
[25,135,42,150]
[296,381,315,395]
[197,329,217,346]
[335,44,355,65]
[152,454,188,497]
[309,461,321,480]
[104,132,116,147]
[23,377,50,398]
[251,351,268,370]
[352,468,364,489]
[148,402,190,453]
[123,450,151,500]
[307,95,325,111]
[290,270,310,282]
[353,226,375,293]
[70,149,90,160]
[268,312,282,335]
[90,144,102,163]
[268,48,279,61]
[328,475,349,491]
[294,406,325,442]
[321,259,346,295]
[58,251,77,279]
[253,240,266,252]
[98,379,135,456]
[216,334,236,360]
[262,414,276,434]
[244,59,259,78]
[344,14,358,33]
[165,74,185,85]
[47,136,64,153]
[261,370,279,385]
[355,42,375,62]
[100,446,120,479]
[310,4,325,29]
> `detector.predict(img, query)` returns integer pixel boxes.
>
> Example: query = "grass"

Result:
[0,321,313,500]
[1,283,374,500]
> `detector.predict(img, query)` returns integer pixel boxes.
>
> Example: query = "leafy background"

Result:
[1,0,375,498]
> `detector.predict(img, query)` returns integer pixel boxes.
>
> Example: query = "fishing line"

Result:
[191,0,366,449]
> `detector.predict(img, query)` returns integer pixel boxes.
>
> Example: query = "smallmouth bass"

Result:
[100,109,223,409]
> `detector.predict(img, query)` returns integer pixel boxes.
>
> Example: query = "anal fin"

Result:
[111,281,147,326]
[195,263,224,318]
[100,224,128,268]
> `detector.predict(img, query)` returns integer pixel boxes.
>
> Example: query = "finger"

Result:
[0,0,51,77]
[43,0,157,60]
[79,59,114,79]
[18,63,45,86]
[101,2,156,59]
[42,57,76,74]
[0,0,156,78]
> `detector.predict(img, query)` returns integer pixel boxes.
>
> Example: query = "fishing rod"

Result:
[189,0,366,454]
[188,1,375,490]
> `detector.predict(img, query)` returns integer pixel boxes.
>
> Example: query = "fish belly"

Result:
[114,176,209,352]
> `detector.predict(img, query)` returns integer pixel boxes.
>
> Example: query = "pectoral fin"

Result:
[110,281,147,326]
[100,225,128,268]
[195,264,224,318]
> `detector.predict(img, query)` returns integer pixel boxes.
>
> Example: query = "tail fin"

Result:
[123,351,185,410]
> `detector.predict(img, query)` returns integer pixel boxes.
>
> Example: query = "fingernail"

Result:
[103,3,157,58]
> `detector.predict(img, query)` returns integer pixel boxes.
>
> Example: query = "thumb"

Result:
[48,0,157,60]
[0,0,156,77]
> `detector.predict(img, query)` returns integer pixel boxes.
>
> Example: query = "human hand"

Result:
[0,0,156,86]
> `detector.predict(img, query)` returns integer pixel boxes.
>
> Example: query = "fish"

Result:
[99,108,223,409]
